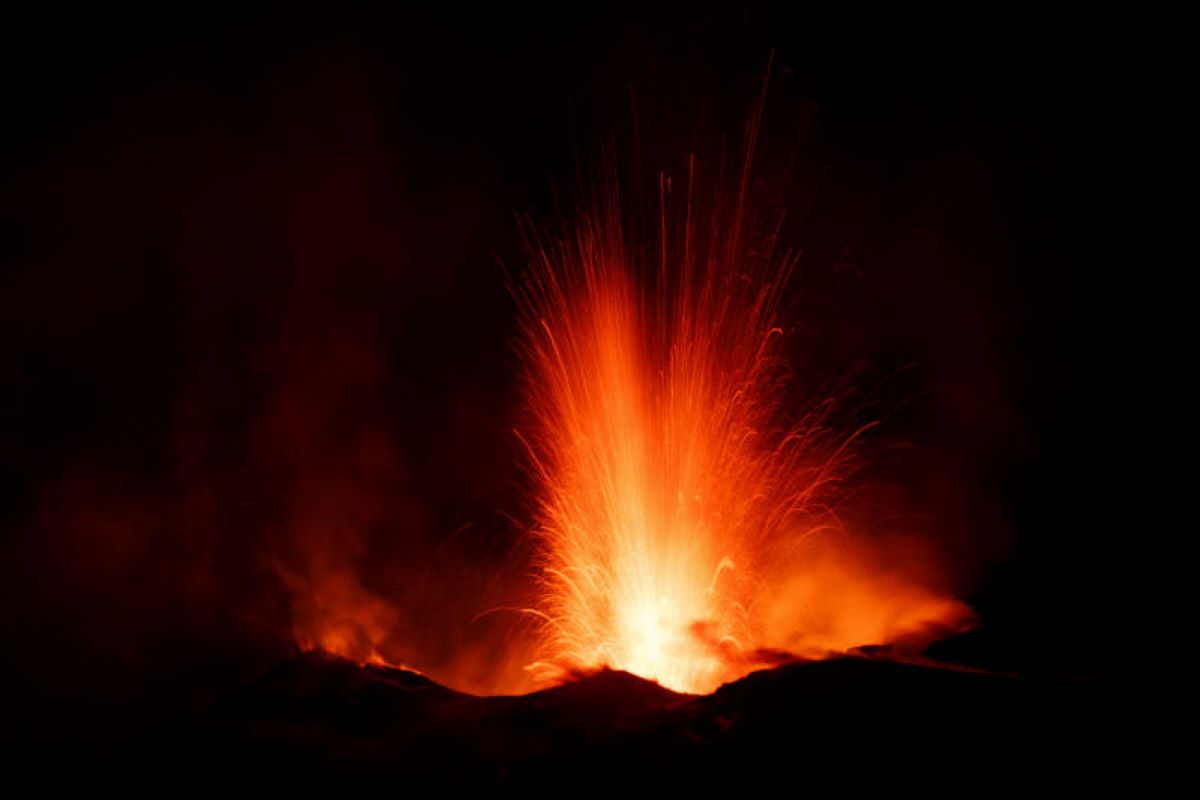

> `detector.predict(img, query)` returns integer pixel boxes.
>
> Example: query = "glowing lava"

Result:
[515,136,972,694]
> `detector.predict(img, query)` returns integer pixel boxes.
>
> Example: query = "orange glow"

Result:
[515,147,973,694]
[282,562,397,667]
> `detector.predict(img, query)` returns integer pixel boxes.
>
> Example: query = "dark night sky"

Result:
[2,2,1128,756]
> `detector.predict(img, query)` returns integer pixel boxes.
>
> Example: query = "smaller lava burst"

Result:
[514,105,973,694]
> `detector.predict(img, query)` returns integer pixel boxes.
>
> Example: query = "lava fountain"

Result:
[515,111,973,694]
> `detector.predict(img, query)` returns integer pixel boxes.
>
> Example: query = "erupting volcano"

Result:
[514,107,972,694]
[1,6,1123,793]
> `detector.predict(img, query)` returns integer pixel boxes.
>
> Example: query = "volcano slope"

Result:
[84,648,1120,794]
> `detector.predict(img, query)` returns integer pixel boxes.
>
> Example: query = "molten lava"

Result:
[515,147,972,694]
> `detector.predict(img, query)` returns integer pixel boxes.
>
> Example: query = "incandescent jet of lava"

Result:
[514,89,973,695]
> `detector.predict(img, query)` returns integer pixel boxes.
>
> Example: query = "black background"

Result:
[2,1,1128,765]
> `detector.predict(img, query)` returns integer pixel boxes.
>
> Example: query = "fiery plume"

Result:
[516,109,972,693]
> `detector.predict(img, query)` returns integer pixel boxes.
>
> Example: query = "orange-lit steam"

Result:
[515,132,973,693]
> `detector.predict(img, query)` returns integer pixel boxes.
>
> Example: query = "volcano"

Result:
[3,5,1128,797]
[97,648,1113,794]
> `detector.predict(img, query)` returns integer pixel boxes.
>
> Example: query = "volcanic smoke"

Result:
[513,111,973,694]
